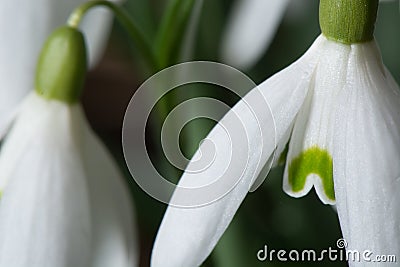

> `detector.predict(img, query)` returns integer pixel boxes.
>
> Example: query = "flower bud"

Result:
[35,26,87,103]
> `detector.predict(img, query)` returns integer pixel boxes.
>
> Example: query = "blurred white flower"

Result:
[0,0,123,139]
[0,92,138,267]
[221,0,290,70]
[151,33,400,267]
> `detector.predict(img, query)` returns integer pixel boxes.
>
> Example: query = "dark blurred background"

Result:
[81,0,400,266]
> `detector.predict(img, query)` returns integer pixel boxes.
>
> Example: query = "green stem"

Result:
[154,0,196,69]
[319,0,379,44]
[68,0,157,71]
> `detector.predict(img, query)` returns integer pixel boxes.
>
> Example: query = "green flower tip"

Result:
[288,146,335,202]
[35,26,87,104]
[319,0,379,44]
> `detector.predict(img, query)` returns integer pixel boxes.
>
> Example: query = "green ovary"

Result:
[288,146,335,201]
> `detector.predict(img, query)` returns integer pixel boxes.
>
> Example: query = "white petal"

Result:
[283,36,351,205]
[0,104,19,140]
[0,0,51,139]
[151,38,321,267]
[333,40,400,263]
[80,0,125,67]
[220,0,290,70]
[81,114,138,267]
[81,10,113,67]
[0,92,91,267]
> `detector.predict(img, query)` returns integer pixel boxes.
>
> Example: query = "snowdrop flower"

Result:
[152,0,400,266]
[0,0,123,138]
[0,26,137,267]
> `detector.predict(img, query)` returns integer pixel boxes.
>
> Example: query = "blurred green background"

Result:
[81,0,400,266]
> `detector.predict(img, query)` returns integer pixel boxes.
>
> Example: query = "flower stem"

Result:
[319,0,379,44]
[68,0,157,71]
[154,0,196,69]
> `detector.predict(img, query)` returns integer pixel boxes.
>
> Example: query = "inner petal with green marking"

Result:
[288,146,335,201]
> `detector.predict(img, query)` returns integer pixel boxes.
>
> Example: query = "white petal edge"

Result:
[220,0,290,70]
[80,111,138,267]
[150,37,323,267]
[0,103,20,141]
[333,40,400,265]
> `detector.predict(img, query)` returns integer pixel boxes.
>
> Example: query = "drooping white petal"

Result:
[283,36,351,205]
[151,38,322,267]
[81,114,138,267]
[221,0,290,70]
[333,40,400,264]
[80,0,125,67]
[0,0,121,139]
[0,92,91,267]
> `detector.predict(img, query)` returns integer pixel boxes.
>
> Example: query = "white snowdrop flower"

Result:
[0,0,123,139]
[152,0,400,266]
[0,26,137,267]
